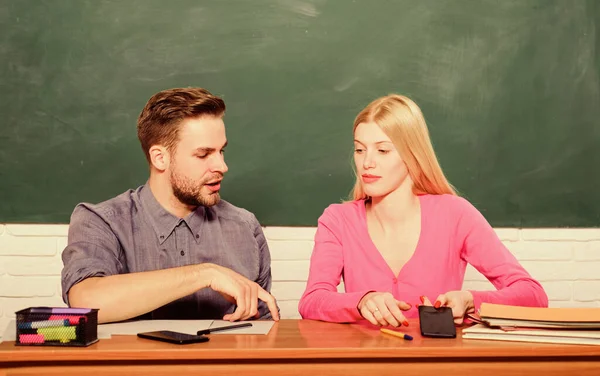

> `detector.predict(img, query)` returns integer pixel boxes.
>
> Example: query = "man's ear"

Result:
[149,145,170,171]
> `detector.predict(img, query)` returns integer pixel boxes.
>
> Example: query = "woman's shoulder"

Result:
[421,193,480,216]
[319,199,365,224]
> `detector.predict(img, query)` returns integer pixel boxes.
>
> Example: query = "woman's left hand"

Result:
[420,291,475,325]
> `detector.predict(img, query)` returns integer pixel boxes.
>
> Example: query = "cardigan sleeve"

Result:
[456,198,548,311]
[298,206,373,322]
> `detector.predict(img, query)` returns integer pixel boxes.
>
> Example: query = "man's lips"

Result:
[205,179,222,192]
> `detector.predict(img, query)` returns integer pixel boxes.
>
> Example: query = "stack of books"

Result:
[462,303,600,345]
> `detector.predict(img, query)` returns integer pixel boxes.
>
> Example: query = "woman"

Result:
[298,94,548,328]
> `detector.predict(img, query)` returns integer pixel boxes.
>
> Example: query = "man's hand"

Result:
[205,264,279,321]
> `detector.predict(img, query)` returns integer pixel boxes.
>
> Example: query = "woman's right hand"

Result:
[357,292,412,327]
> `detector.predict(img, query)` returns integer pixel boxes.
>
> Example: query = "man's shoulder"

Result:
[212,199,259,227]
[71,187,141,223]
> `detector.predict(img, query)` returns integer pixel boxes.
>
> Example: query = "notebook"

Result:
[463,324,600,346]
[477,303,600,329]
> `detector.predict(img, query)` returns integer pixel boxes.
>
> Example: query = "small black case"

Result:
[418,305,456,338]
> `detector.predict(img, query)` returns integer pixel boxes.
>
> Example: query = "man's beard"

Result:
[170,169,222,208]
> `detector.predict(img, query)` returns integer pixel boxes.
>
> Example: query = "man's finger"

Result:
[242,282,252,320]
[258,289,280,321]
[226,304,245,322]
[249,284,258,319]
[219,292,237,304]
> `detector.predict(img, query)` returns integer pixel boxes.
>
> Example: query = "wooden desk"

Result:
[1,319,599,375]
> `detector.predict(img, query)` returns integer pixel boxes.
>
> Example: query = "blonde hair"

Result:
[350,94,457,200]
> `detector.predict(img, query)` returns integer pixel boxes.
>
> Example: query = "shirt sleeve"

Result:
[252,215,279,320]
[61,204,126,305]
[298,207,372,323]
[457,198,549,311]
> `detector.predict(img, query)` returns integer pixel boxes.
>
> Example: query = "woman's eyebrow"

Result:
[353,140,393,145]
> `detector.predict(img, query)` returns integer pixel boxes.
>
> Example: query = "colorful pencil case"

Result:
[15,307,99,347]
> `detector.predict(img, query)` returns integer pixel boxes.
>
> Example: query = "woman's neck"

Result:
[367,179,420,228]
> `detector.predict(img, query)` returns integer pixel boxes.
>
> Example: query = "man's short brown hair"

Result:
[137,87,226,163]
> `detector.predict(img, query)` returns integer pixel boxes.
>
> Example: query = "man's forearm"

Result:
[68,264,215,323]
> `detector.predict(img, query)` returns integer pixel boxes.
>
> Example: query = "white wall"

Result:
[1,224,599,333]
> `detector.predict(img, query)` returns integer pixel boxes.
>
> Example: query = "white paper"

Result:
[99,320,213,336]
[100,319,274,336]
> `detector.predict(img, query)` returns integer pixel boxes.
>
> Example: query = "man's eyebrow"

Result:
[194,147,215,153]
[194,141,227,154]
[194,141,228,154]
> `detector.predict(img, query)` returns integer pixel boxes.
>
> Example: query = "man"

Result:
[61,87,279,324]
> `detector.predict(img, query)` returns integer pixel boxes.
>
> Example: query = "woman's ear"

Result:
[149,145,170,171]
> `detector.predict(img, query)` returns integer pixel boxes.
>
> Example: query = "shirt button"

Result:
[392,278,398,283]
[196,234,199,239]
[180,250,185,256]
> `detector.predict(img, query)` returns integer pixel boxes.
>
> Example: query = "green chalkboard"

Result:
[1,0,599,227]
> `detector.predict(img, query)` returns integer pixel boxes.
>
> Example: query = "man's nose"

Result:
[212,155,228,174]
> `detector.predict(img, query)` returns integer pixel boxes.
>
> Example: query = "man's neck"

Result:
[148,174,195,218]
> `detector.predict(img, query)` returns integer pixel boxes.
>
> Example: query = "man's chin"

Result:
[201,192,221,207]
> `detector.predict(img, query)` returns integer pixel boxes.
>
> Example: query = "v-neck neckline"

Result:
[359,195,426,280]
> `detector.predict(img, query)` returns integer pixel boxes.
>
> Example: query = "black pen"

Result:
[197,322,253,335]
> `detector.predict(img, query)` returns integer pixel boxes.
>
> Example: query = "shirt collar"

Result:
[139,183,206,245]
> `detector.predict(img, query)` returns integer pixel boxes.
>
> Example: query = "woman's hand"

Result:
[357,292,412,327]
[420,291,475,324]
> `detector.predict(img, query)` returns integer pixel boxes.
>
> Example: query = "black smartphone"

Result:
[418,306,457,338]
[137,330,210,344]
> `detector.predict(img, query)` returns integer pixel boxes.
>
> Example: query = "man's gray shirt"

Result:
[61,183,274,320]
